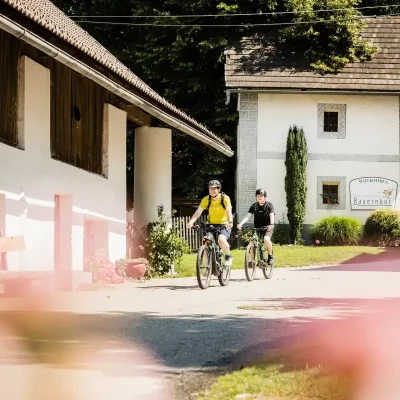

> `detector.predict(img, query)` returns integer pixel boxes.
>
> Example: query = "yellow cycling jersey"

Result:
[200,194,231,224]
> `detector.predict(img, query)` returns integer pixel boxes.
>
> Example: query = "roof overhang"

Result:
[0,11,233,157]
[226,87,400,96]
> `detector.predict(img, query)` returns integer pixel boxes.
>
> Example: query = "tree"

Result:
[284,125,308,244]
[53,0,388,200]
[282,0,377,73]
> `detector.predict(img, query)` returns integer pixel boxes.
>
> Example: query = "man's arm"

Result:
[269,203,275,225]
[269,213,275,225]
[187,206,204,229]
[237,213,252,230]
[223,196,234,229]
[226,205,233,230]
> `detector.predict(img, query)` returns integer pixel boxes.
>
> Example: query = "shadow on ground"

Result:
[295,247,400,272]
[1,296,400,371]
[1,294,400,398]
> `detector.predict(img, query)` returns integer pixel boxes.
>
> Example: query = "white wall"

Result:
[259,159,398,224]
[256,93,400,224]
[258,93,399,156]
[134,127,172,229]
[0,56,127,271]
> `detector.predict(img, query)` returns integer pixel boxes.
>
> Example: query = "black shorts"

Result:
[256,225,274,239]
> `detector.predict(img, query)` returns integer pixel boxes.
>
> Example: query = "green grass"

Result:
[174,246,384,278]
[198,358,350,400]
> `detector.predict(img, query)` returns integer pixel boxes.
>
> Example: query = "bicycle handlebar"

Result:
[192,222,227,232]
[242,227,269,232]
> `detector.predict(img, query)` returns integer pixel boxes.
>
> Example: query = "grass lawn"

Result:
[197,357,350,400]
[174,246,385,278]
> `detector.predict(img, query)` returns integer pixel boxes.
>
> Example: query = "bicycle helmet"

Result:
[256,188,267,197]
[208,180,221,188]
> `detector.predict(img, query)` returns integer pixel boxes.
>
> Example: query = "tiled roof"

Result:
[225,16,400,92]
[2,0,231,153]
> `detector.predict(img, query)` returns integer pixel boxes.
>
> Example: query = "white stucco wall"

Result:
[134,127,172,229]
[253,93,400,224]
[258,159,398,224]
[258,93,399,156]
[0,56,127,271]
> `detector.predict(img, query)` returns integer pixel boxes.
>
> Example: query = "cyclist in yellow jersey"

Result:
[187,180,234,266]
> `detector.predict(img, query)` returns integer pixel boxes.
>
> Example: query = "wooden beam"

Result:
[119,102,153,126]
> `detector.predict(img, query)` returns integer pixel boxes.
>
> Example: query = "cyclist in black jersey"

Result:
[237,189,275,265]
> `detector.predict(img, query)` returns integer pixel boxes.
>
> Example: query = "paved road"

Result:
[1,258,400,399]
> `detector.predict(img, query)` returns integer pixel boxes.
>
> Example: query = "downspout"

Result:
[0,14,233,157]
[225,89,231,105]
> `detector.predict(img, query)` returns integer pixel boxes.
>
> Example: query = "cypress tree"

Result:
[284,125,308,244]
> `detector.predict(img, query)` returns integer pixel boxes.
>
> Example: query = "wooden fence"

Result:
[172,215,237,252]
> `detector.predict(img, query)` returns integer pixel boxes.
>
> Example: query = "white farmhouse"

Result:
[0,0,232,288]
[225,16,400,229]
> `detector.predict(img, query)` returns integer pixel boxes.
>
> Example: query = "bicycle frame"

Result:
[199,222,224,275]
[246,228,268,261]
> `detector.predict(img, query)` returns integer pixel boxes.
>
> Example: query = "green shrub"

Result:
[310,216,362,245]
[272,213,290,245]
[237,228,253,246]
[146,206,190,277]
[127,205,190,278]
[364,209,400,246]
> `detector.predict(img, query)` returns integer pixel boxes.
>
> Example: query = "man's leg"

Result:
[218,232,232,267]
[264,228,274,265]
[264,235,273,255]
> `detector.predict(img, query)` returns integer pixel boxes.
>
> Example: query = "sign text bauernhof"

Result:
[349,177,398,210]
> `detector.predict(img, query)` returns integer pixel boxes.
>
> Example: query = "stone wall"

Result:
[236,93,258,221]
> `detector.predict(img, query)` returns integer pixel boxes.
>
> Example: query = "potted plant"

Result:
[116,257,149,280]
[320,193,338,205]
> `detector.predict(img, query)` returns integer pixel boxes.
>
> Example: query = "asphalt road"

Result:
[1,258,400,399]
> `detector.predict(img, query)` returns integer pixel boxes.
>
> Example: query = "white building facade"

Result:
[0,0,232,288]
[0,56,127,275]
[236,92,400,225]
[226,16,400,230]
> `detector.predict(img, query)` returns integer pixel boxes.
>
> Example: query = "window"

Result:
[0,30,20,147]
[323,112,339,133]
[317,176,346,210]
[318,104,346,139]
[51,62,106,175]
[322,184,339,204]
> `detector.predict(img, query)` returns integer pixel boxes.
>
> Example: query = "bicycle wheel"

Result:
[244,243,257,281]
[196,245,212,289]
[262,250,274,279]
[218,253,231,287]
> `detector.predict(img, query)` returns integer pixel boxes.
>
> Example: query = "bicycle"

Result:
[192,222,231,289]
[242,227,274,281]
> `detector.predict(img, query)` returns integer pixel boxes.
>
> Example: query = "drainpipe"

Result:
[225,89,231,105]
[0,14,234,157]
